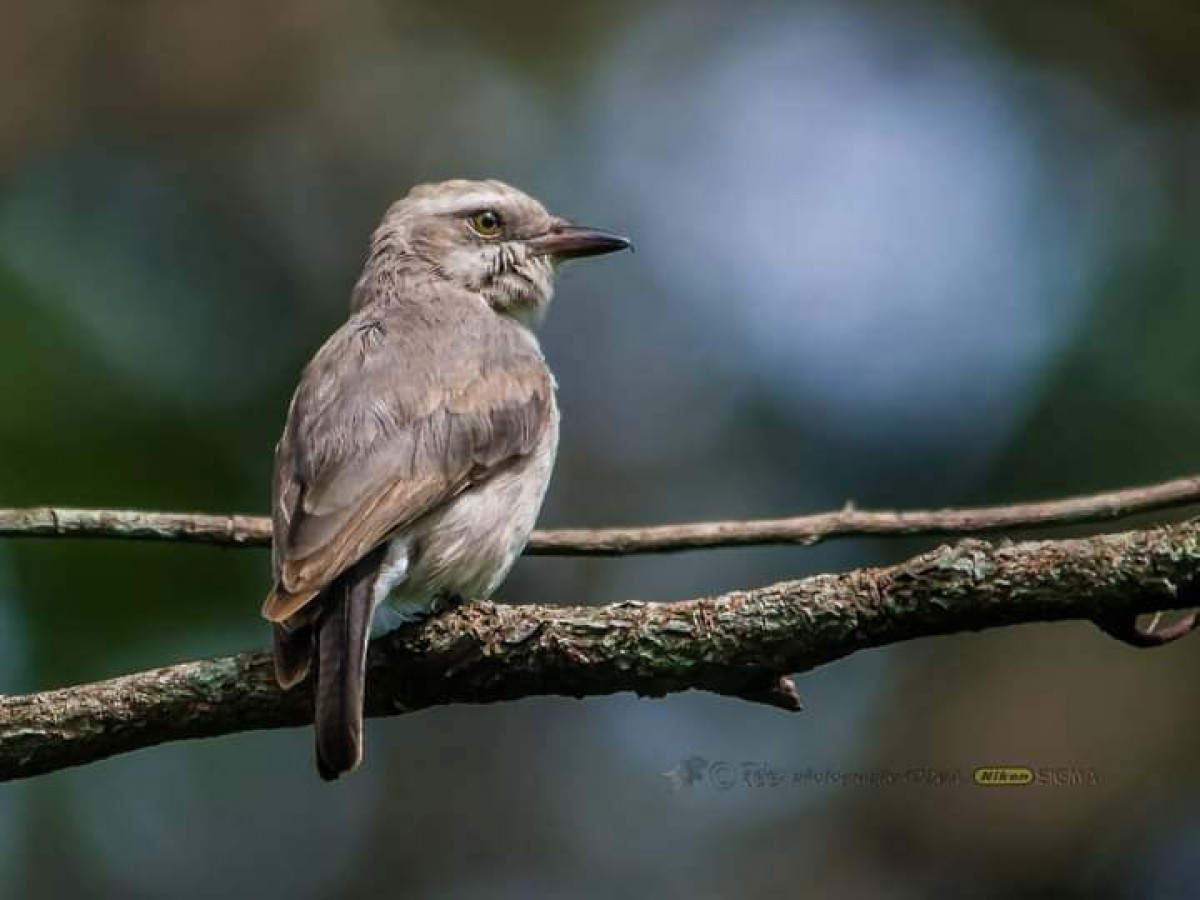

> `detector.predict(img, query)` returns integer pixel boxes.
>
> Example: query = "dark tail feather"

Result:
[272,622,314,690]
[314,551,379,781]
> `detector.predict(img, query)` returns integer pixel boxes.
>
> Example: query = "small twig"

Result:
[1092,610,1200,647]
[1,474,1198,555]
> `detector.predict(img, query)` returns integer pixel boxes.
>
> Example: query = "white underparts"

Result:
[365,408,559,639]
[369,537,431,637]
[371,537,411,608]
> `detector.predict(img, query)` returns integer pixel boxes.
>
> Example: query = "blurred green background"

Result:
[3,1,1200,897]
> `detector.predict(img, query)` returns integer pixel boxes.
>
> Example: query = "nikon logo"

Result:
[972,766,1034,786]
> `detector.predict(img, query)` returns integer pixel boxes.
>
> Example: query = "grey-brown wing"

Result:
[263,305,554,622]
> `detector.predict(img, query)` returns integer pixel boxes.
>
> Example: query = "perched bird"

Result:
[262,179,631,779]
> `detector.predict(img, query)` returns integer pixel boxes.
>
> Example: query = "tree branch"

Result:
[0,475,1198,554]
[4,519,1199,782]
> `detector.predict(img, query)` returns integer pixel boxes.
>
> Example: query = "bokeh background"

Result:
[3,1,1200,896]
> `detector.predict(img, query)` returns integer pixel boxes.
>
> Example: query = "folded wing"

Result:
[263,303,554,623]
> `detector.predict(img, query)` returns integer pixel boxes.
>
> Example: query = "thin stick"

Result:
[1,475,1198,555]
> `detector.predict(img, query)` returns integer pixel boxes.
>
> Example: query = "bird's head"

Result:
[367,179,631,325]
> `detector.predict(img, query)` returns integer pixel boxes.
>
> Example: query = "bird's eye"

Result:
[469,210,503,238]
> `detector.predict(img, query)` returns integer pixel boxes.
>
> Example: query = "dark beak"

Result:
[527,223,633,260]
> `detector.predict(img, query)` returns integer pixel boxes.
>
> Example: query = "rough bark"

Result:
[3,520,1198,782]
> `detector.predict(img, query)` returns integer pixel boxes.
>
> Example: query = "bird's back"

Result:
[267,282,557,621]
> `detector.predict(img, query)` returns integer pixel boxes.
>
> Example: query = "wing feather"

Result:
[263,296,554,623]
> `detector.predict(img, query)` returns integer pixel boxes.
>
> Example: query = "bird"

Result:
[262,179,631,780]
